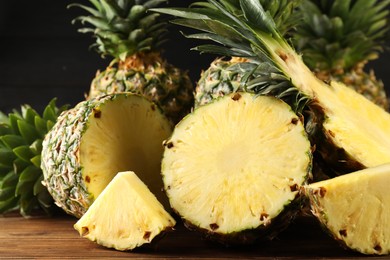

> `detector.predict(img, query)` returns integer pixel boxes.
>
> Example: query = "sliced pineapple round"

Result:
[74,171,176,251]
[161,92,312,244]
[41,93,172,218]
[305,163,390,255]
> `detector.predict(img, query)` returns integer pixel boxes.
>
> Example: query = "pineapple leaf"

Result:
[18,166,41,183]
[0,187,15,201]
[0,149,15,166]
[30,155,41,169]
[13,146,34,163]
[68,3,102,18]
[13,158,29,175]
[0,196,18,213]
[0,135,25,149]
[1,171,18,187]
[240,0,276,36]
[33,175,45,196]
[17,120,40,145]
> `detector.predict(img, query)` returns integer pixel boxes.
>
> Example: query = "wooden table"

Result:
[0,212,383,259]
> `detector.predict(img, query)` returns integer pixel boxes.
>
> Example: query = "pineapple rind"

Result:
[162,93,312,244]
[74,171,176,251]
[42,93,172,218]
[306,163,390,255]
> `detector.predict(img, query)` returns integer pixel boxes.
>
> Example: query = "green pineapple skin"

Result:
[0,99,68,216]
[89,53,194,124]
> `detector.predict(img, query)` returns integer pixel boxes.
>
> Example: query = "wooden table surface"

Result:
[0,212,384,259]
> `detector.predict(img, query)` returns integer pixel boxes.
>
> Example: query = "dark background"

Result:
[0,0,389,113]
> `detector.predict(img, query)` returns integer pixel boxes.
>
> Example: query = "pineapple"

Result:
[41,93,172,218]
[74,171,176,251]
[0,99,68,216]
[305,163,390,255]
[70,0,194,124]
[161,93,312,244]
[293,0,390,110]
[153,0,390,176]
[194,0,301,107]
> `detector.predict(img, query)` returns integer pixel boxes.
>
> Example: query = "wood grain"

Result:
[0,213,382,259]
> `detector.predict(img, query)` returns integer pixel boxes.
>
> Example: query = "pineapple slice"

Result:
[74,171,176,251]
[41,93,172,218]
[161,93,312,244]
[305,163,390,255]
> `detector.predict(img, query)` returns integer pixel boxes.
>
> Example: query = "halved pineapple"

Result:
[74,171,176,251]
[161,93,312,244]
[41,93,172,218]
[305,163,390,255]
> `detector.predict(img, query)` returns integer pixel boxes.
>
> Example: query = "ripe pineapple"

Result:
[194,0,301,107]
[154,0,390,176]
[0,99,68,216]
[161,93,312,244]
[41,93,172,218]
[305,163,390,255]
[74,171,176,251]
[293,0,390,110]
[70,0,194,123]
[194,0,390,110]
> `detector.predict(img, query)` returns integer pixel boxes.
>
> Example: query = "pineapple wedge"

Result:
[74,171,176,251]
[161,93,312,244]
[305,163,390,255]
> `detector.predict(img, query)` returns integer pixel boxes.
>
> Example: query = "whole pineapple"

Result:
[70,0,194,123]
[293,0,390,110]
[0,99,68,216]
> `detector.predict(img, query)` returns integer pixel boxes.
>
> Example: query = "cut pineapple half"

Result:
[161,93,312,244]
[42,93,172,218]
[74,171,176,251]
[305,163,390,255]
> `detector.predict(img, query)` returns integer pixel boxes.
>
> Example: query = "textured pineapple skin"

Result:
[41,93,172,218]
[88,52,194,124]
[195,57,250,107]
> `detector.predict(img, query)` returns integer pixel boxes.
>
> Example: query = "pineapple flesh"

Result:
[41,93,172,218]
[305,163,390,255]
[71,0,194,123]
[74,171,176,251]
[161,93,312,244]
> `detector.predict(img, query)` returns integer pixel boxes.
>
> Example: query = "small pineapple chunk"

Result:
[305,163,390,255]
[74,171,176,251]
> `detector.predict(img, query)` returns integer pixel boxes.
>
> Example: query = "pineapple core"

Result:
[74,171,176,251]
[306,163,390,255]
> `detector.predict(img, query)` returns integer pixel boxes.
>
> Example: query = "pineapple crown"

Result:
[0,99,68,216]
[293,0,390,72]
[152,0,309,112]
[70,0,169,60]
